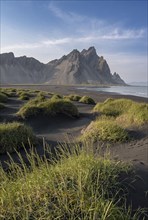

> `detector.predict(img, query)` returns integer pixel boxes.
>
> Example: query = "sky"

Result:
[1,0,147,83]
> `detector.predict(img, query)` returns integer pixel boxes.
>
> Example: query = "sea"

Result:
[78,85,148,98]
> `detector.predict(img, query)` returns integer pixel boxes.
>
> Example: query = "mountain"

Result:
[46,47,125,85]
[0,52,49,84]
[0,47,126,85]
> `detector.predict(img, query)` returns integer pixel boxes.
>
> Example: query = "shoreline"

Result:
[1,84,147,103]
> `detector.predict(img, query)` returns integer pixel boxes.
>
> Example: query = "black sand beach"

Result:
[0,84,148,215]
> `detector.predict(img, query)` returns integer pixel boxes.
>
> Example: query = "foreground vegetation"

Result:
[0,143,145,220]
[0,88,147,219]
[0,122,35,154]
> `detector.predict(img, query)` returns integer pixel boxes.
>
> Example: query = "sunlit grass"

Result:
[17,98,79,119]
[81,117,130,143]
[0,143,143,220]
[94,98,148,126]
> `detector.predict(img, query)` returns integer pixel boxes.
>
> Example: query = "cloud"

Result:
[42,38,71,45]
[2,43,41,51]
[2,2,146,54]
[101,28,145,40]
[48,2,146,40]
[48,2,85,23]
[2,27,145,53]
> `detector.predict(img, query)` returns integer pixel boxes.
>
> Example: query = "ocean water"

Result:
[78,86,148,98]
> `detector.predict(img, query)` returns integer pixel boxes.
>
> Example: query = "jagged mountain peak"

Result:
[81,46,97,57]
[1,52,14,57]
[1,52,15,64]
[67,49,81,62]
[112,72,125,84]
[87,46,97,53]
[0,47,126,85]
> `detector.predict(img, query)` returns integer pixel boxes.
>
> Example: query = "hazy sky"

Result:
[1,0,147,82]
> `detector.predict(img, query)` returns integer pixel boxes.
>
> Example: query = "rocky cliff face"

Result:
[0,52,49,84]
[0,47,126,85]
[46,47,125,85]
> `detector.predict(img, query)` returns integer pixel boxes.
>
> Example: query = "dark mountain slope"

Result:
[0,47,126,85]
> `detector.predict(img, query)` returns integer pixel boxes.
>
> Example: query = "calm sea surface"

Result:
[78,86,148,98]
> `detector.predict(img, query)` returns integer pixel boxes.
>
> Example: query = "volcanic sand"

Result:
[0,85,148,214]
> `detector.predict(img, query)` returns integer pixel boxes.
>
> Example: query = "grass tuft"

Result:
[117,103,148,127]
[94,98,133,117]
[17,98,79,119]
[79,96,96,104]
[81,117,129,143]
[18,93,30,100]
[64,94,82,101]
[0,88,17,97]
[0,143,140,219]
[0,122,35,153]
[0,92,8,103]
[51,93,63,100]
[94,98,148,126]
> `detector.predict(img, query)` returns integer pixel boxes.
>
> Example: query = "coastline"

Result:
[1,84,147,103]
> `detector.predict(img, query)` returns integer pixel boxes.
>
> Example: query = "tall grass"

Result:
[0,142,144,219]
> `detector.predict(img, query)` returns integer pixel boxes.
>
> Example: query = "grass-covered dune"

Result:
[81,98,148,143]
[17,97,79,119]
[18,91,31,100]
[0,144,143,220]
[0,88,17,97]
[0,122,35,154]
[81,117,130,143]
[94,98,148,126]
[64,94,82,101]
[79,95,96,104]
[0,92,8,103]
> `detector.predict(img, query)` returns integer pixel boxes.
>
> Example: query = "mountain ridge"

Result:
[0,47,126,85]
